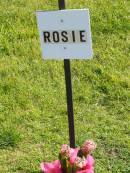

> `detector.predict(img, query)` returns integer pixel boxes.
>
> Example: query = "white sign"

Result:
[36,9,93,59]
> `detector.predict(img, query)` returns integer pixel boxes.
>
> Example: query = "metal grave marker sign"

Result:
[36,9,93,59]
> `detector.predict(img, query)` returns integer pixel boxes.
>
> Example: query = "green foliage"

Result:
[0,129,21,149]
[0,0,130,172]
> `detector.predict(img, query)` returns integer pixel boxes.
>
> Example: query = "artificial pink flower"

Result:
[76,155,95,173]
[40,160,62,173]
[81,140,97,155]
[75,156,87,169]
[76,169,94,173]
[69,148,79,164]
[76,170,90,173]
[86,155,95,169]
[60,144,71,158]
[76,167,94,173]
[60,145,79,164]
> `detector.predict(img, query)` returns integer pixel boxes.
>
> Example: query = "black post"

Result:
[58,0,75,148]
[64,60,75,148]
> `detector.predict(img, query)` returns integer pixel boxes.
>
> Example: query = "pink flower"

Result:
[76,169,94,173]
[60,144,71,158]
[76,155,95,173]
[86,155,94,169]
[60,145,79,164]
[81,140,97,155]
[40,160,62,173]
[76,170,91,173]
[75,156,87,169]
[69,148,79,164]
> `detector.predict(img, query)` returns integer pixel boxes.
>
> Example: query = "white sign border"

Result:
[36,9,93,60]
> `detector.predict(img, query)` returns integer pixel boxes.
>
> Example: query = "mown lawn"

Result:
[0,0,130,172]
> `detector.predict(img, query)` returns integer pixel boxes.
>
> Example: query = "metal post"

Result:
[58,0,75,148]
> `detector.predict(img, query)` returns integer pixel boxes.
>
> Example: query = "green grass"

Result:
[0,0,130,172]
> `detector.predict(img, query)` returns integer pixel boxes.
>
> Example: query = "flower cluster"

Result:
[40,140,96,173]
